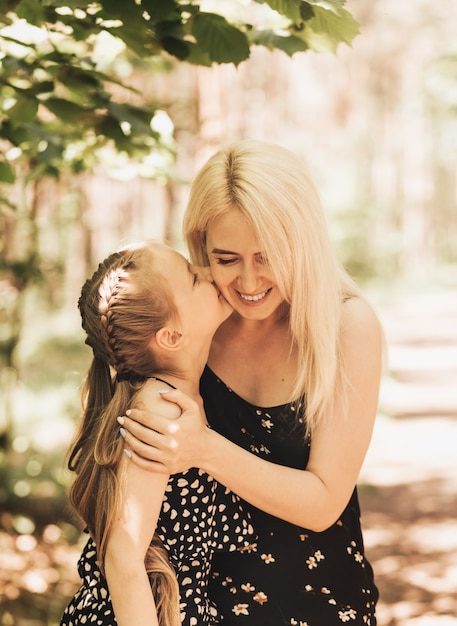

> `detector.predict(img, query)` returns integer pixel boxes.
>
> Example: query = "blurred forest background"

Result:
[1,0,457,625]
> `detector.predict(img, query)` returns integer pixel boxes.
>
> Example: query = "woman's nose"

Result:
[239,264,259,292]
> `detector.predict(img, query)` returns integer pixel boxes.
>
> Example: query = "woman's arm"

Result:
[105,383,176,626]
[121,299,383,531]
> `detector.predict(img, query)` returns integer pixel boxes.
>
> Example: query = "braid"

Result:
[78,250,132,376]
[97,265,126,374]
[68,242,181,626]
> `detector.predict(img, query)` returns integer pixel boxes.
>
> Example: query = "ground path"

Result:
[1,289,456,625]
[359,289,457,625]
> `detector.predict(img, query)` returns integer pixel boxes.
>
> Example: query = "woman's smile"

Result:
[238,287,272,303]
[205,210,285,321]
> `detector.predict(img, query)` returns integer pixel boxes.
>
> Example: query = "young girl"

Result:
[118,141,384,625]
[60,242,254,626]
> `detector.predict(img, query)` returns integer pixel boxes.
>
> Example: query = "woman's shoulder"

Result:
[340,296,383,348]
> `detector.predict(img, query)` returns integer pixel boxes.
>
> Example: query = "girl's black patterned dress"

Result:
[201,365,378,626]
[60,468,255,626]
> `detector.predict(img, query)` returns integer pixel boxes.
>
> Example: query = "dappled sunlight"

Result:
[1,288,456,624]
[1,0,456,622]
[357,290,457,626]
[0,521,84,624]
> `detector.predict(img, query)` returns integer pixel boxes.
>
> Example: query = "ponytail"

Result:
[66,243,181,626]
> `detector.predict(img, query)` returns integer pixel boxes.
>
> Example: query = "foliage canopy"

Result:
[0,0,359,374]
[0,0,359,189]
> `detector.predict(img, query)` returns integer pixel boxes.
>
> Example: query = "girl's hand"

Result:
[118,389,211,475]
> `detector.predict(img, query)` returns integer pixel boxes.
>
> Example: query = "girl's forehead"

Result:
[151,245,186,273]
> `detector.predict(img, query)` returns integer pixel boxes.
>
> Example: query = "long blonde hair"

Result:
[184,140,362,434]
[67,243,180,626]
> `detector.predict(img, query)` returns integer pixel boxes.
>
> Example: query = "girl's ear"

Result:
[155,327,183,351]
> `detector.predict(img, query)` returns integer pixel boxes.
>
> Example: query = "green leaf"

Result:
[191,13,250,65]
[248,30,308,56]
[300,3,315,21]
[259,0,302,23]
[42,98,96,124]
[142,0,178,22]
[182,42,212,67]
[56,66,101,94]
[107,102,155,136]
[161,35,191,61]
[154,16,186,38]
[95,116,131,152]
[0,161,16,184]
[305,0,346,14]
[7,96,39,125]
[15,0,45,25]
[29,81,55,95]
[300,6,359,52]
[105,22,158,58]
[0,120,29,146]
[98,0,144,23]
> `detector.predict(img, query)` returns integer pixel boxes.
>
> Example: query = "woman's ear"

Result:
[155,327,183,351]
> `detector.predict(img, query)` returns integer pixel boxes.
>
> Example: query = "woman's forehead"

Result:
[207,211,258,245]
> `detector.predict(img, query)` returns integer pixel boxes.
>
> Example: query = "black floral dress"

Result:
[60,469,255,626]
[201,366,378,626]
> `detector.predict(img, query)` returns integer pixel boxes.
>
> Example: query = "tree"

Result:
[0,0,359,444]
[0,0,359,190]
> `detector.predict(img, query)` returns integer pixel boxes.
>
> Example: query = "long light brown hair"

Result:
[184,140,363,435]
[67,242,180,626]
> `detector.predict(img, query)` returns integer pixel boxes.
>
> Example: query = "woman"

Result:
[60,242,254,626]
[120,141,384,625]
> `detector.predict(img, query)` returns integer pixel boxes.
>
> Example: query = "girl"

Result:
[60,242,254,626]
[119,141,384,625]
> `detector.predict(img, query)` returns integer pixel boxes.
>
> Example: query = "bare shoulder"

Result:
[341,297,384,359]
[342,296,382,333]
[134,379,181,419]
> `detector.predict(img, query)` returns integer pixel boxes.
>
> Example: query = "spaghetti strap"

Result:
[151,375,177,389]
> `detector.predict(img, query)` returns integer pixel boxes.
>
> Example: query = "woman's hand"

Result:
[119,389,211,475]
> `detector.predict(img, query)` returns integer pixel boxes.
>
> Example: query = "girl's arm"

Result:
[105,382,179,626]
[121,299,383,532]
[105,456,167,626]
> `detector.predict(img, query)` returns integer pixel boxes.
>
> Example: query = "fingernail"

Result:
[119,427,126,439]
[124,449,132,459]
[117,416,124,426]
[126,409,131,416]
[158,388,170,394]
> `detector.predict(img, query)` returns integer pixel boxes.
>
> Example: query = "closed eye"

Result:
[215,257,237,265]
[193,272,199,285]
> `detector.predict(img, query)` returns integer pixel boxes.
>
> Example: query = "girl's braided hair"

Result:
[67,242,180,626]
[79,247,154,380]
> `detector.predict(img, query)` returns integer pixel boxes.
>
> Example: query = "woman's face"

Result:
[155,247,232,338]
[205,210,285,321]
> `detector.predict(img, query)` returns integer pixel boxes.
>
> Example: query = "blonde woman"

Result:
[119,141,384,626]
[60,242,254,626]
